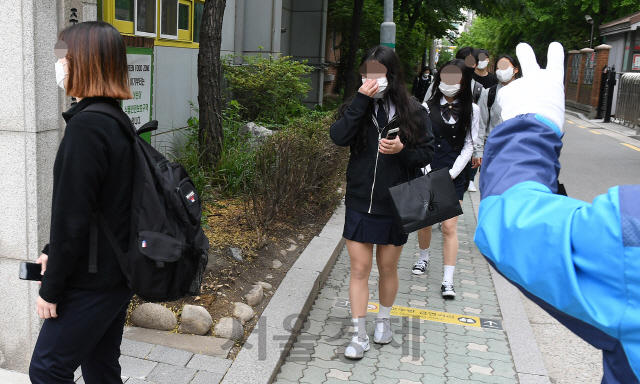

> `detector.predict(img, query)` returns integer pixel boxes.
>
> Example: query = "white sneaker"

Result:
[373,318,393,344]
[412,259,428,275]
[344,332,370,359]
[467,181,477,192]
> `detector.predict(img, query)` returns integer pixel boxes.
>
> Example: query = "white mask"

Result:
[438,82,460,98]
[371,77,388,99]
[496,67,515,83]
[477,60,489,70]
[55,61,68,90]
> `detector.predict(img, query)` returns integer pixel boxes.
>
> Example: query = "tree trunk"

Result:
[198,0,227,165]
[342,0,365,101]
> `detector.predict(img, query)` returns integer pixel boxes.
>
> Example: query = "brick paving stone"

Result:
[397,379,422,384]
[121,339,154,359]
[444,360,472,380]
[185,354,231,374]
[189,370,225,384]
[469,364,493,375]
[275,361,306,382]
[376,367,423,381]
[326,368,351,380]
[146,363,196,384]
[470,373,520,384]
[299,365,330,384]
[420,373,448,384]
[119,356,157,380]
[146,345,193,367]
[490,359,518,378]
[467,349,514,363]
[466,342,488,352]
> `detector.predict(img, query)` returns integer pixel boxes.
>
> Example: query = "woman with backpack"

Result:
[472,54,521,169]
[411,59,480,299]
[412,66,433,102]
[330,45,435,359]
[30,21,136,383]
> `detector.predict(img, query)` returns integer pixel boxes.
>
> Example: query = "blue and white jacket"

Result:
[474,114,640,384]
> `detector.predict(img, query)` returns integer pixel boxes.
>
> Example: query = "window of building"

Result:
[178,1,191,40]
[136,0,157,37]
[160,0,179,39]
[193,1,204,43]
[115,0,134,21]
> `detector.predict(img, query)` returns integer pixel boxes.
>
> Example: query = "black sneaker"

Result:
[412,260,428,275]
[441,282,456,299]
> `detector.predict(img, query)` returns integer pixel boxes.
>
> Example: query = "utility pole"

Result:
[380,0,395,49]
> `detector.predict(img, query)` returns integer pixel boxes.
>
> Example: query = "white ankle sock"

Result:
[419,248,430,262]
[443,265,455,284]
[377,305,392,319]
[352,318,367,340]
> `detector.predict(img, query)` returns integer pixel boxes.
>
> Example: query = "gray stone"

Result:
[256,281,272,290]
[240,122,274,143]
[123,327,232,358]
[297,234,304,240]
[244,285,264,306]
[227,247,243,262]
[234,302,256,324]
[178,305,213,336]
[130,303,177,331]
[286,244,297,252]
[266,274,273,279]
[287,238,297,245]
[214,317,244,340]
[280,250,287,256]
[272,259,283,269]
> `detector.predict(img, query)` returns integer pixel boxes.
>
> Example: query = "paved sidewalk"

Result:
[274,197,518,384]
[73,338,232,384]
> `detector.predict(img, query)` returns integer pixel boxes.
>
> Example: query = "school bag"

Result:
[78,102,210,302]
[487,84,498,123]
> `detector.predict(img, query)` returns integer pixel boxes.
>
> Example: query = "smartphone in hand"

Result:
[19,261,42,281]
[386,127,400,140]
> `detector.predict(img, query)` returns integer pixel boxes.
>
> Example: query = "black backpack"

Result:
[79,102,210,302]
[487,84,498,123]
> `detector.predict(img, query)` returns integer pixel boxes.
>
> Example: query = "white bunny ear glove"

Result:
[497,42,566,134]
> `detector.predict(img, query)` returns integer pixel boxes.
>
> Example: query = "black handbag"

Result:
[388,167,463,234]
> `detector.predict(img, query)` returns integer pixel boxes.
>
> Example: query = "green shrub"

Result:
[223,53,314,125]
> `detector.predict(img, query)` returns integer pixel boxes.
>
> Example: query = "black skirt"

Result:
[343,207,409,246]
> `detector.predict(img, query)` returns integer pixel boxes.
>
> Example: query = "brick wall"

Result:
[564,45,611,117]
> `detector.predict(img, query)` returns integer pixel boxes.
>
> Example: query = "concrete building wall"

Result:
[289,0,328,106]
[0,0,62,373]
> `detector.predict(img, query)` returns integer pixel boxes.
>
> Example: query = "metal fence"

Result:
[614,73,640,133]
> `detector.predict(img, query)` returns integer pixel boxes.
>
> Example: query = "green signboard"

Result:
[124,47,153,143]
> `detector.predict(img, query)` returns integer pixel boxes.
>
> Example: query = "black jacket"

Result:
[330,92,435,216]
[40,97,134,303]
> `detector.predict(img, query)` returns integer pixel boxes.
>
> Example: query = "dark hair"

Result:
[456,46,476,64]
[473,48,490,61]
[494,54,522,79]
[428,59,473,138]
[60,21,132,100]
[336,45,425,154]
[421,66,431,75]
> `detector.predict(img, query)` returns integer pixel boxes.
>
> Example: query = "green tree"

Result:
[456,0,640,63]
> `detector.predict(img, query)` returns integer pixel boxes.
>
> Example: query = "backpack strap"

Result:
[81,102,137,139]
[472,80,484,104]
[487,84,498,124]
[89,210,125,273]
[487,84,498,110]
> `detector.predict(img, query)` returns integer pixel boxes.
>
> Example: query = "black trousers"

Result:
[29,288,132,384]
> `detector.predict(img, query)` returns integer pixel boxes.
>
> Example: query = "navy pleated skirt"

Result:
[343,207,409,246]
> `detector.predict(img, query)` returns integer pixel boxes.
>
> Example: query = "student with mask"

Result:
[473,54,521,169]
[411,60,480,299]
[472,48,499,89]
[423,46,480,104]
[30,21,135,383]
[412,66,433,102]
[331,45,435,359]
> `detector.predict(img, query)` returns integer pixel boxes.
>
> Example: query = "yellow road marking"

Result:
[589,130,602,135]
[577,125,587,129]
[622,143,640,152]
[366,302,483,327]
[566,120,575,124]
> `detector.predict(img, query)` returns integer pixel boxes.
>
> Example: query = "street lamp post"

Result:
[585,15,594,49]
[380,0,396,49]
